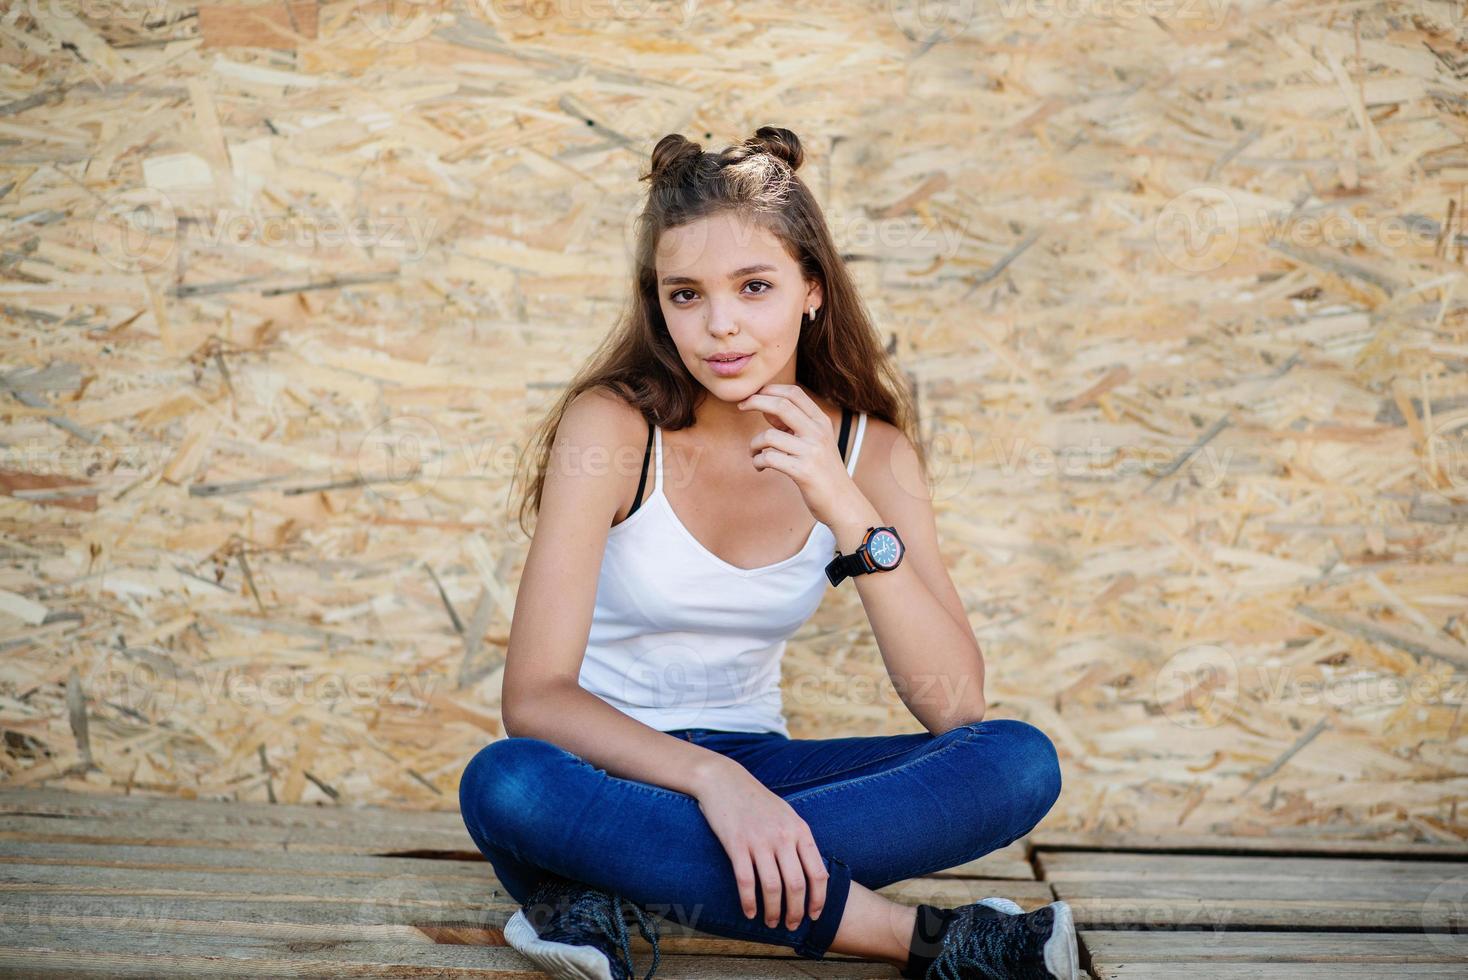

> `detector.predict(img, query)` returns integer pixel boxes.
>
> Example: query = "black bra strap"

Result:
[837,407,852,463]
[626,420,654,519]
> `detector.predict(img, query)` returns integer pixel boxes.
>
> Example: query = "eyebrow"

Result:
[660,264,778,286]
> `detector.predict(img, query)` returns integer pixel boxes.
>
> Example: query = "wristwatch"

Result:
[825,525,905,587]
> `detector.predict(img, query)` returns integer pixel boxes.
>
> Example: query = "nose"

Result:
[705,296,739,337]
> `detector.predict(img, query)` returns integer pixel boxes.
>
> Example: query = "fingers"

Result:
[732,847,758,921]
[749,427,802,462]
[739,388,823,438]
[797,835,829,922]
[751,846,784,928]
[782,385,830,428]
[773,840,806,931]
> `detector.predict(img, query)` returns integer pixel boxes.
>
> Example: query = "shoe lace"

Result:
[531,878,663,980]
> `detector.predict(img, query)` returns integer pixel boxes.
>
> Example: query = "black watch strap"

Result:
[824,551,868,587]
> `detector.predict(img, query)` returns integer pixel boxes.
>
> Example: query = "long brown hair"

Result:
[510,125,925,538]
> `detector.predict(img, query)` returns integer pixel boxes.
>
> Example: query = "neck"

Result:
[692,390,766,444]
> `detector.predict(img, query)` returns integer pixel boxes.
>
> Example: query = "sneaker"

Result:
[502,875,662,980]
[925,899,1078,979]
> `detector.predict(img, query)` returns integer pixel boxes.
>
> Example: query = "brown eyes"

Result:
[670,281,772,304]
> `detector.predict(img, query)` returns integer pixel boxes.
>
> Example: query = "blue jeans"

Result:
[457,718,1061,960]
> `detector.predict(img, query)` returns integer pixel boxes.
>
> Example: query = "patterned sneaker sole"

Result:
[504,908,618,980]
[1044,900,1080,980]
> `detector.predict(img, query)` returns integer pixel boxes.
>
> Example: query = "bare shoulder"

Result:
[555,388,649,475]
[850,412,902,479]
[560,386,647,445]
[551,387,649,523]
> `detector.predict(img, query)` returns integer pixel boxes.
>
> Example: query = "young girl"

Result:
[458,127,1075,980]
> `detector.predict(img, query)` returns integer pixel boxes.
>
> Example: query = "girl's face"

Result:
[654,210,820,401]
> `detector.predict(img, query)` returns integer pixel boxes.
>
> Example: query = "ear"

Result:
[805,279,824,314]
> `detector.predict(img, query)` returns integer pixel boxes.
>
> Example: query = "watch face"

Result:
[867,529,902,568]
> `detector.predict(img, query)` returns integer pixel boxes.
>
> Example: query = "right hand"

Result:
[693,758,830,931]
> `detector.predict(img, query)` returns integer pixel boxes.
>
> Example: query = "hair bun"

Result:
[746,126,803,172]
[644,133,703,184]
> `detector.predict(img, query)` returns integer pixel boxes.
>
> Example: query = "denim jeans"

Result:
[457,718,1062,961]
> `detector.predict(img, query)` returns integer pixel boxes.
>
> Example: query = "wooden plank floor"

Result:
[0,790,1463,977]
[1030,828,1468,978]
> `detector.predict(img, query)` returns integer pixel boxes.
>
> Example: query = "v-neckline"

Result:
[652,486,827,577]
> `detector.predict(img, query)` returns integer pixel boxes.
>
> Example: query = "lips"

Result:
[706,352,753,376]
[707,352,752,362]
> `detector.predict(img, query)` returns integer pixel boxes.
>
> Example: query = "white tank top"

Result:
[576,410,869,736]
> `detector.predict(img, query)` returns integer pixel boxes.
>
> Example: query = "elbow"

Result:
[500,692,536,739]
[500,680,574,740]
[500,707,525,740]
[933,682,987,734]
[935,702,987,735]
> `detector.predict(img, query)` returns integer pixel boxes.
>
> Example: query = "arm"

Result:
[504,682,738,798]
[829,424,987,736]
[499,389,742,796]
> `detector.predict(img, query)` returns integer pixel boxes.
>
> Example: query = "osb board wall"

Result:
[1,0,1465,844]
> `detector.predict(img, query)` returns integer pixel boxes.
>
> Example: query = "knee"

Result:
[997,719,1062,823]
[458,736,567,848]
[963,719,1062,826]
